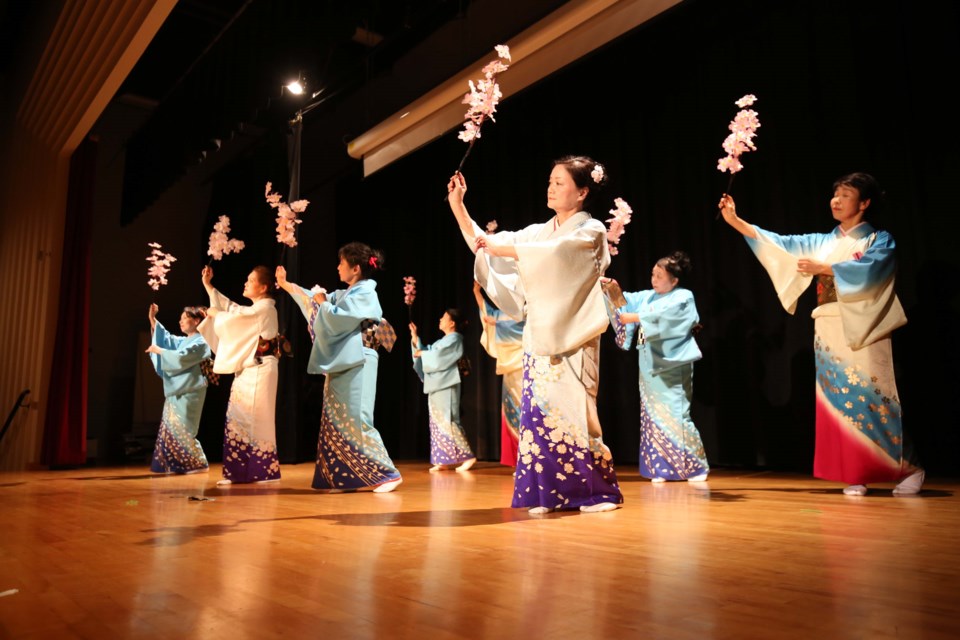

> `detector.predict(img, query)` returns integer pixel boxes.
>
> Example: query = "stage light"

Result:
[286,79,305,95]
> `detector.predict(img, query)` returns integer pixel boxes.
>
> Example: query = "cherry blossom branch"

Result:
[146,242,176,292]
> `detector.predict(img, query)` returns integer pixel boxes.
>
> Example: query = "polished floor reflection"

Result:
[1,463,957,639]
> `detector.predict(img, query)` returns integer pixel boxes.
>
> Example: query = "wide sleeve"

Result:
[636,290,699,342]
[206,287,246,313]
[419,333,464,373]
[150,321,183,376]
[201,299,278,374]
[612,291,647,352]
[478,300,499,358]
[411,337,426,382]
[472,226,539,322]
[832,230,907,348]
[158,334,211,376]
[308,283,381,374]
[744,226,831,314]
[282,281,323,341]
[515,220,610,355]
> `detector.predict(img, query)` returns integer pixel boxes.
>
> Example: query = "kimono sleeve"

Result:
[637,290,699,342]
[419,333,464,373]
[473,226,538,322]
[308,286,379,373]
[515,221,609,355]
[315,287,377,337]
[158,336,210,376]
[411,337,426,382]
[286,283,322,341]
[831,230,907,348]
[613,291,647,352]
[478,300,498,359]
[150,321,183,376]
[745,226,831,314]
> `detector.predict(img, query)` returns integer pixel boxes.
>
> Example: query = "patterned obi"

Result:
[255,334,292,364]
[816,275,838,306]
[199,357,220,385]
[361,318,397,352]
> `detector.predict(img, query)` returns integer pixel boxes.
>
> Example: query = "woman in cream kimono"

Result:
[146,303,211,474]
[410,308,476,472]
[473,281,523,467]
[447,155,623,514]
[719,172,924,496]
[275,243,402,493]
[199,265,281,485]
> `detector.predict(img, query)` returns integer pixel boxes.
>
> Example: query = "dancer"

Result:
[605,251,709,482]
[199,265,281,485]
[410,308,476,472]
[718,172,924,496]
[446,155,623,514]
[472,280,523,467]
[276,242,402,493]
[145,303,211,474]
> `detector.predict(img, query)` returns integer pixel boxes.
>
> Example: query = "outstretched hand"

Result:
[201,266,213,287]
[716,193,757,238]
[275,265,288,287]
[717,194,737,225]
[447,172,467,205]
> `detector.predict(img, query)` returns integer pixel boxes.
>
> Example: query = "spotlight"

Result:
[286,79,305,95]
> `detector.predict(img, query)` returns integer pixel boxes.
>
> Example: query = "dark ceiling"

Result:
[112,0,572,224]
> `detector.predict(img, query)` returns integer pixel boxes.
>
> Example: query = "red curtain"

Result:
[41,137,97,466]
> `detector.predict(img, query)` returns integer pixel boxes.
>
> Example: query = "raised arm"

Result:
[447,171,492,250]
[275,265,297,296]
[717,194,758,239]
[148,303,158,333]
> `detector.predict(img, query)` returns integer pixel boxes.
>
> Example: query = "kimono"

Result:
[199,291,280,483]
[289,279,401,491]
[466,211,623,510]
[412,332,475,465]
[608,288,709,480]
[746,222,917,484]
[478,300,524,466]
[148,321,210,474]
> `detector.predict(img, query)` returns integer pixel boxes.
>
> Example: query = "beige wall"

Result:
[0,0,177,470]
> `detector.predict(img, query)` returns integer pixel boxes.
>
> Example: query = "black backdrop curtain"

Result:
[197,0,960,476]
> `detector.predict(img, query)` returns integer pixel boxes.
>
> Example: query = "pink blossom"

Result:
[717,95,761,175]
[265,182,309,248]
[591,164,605,184]
[485,220,498,233]
[146,242,177,291]
[459,45,511,144]
[605,197,633,257]
[207,215,246,261]
[403,276,417,306]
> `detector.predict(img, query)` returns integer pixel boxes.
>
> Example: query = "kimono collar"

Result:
[835,221,875,240]
[346,278,377,294]
[550,211,591,234]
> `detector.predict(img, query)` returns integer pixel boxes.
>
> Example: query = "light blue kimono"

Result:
[745,222,915,484]
[289,279,401,491]
[413,332,474,465]
[149,322,210,474]
[611,288,709,480]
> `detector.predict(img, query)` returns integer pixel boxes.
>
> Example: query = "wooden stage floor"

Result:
[1,462,958,639]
